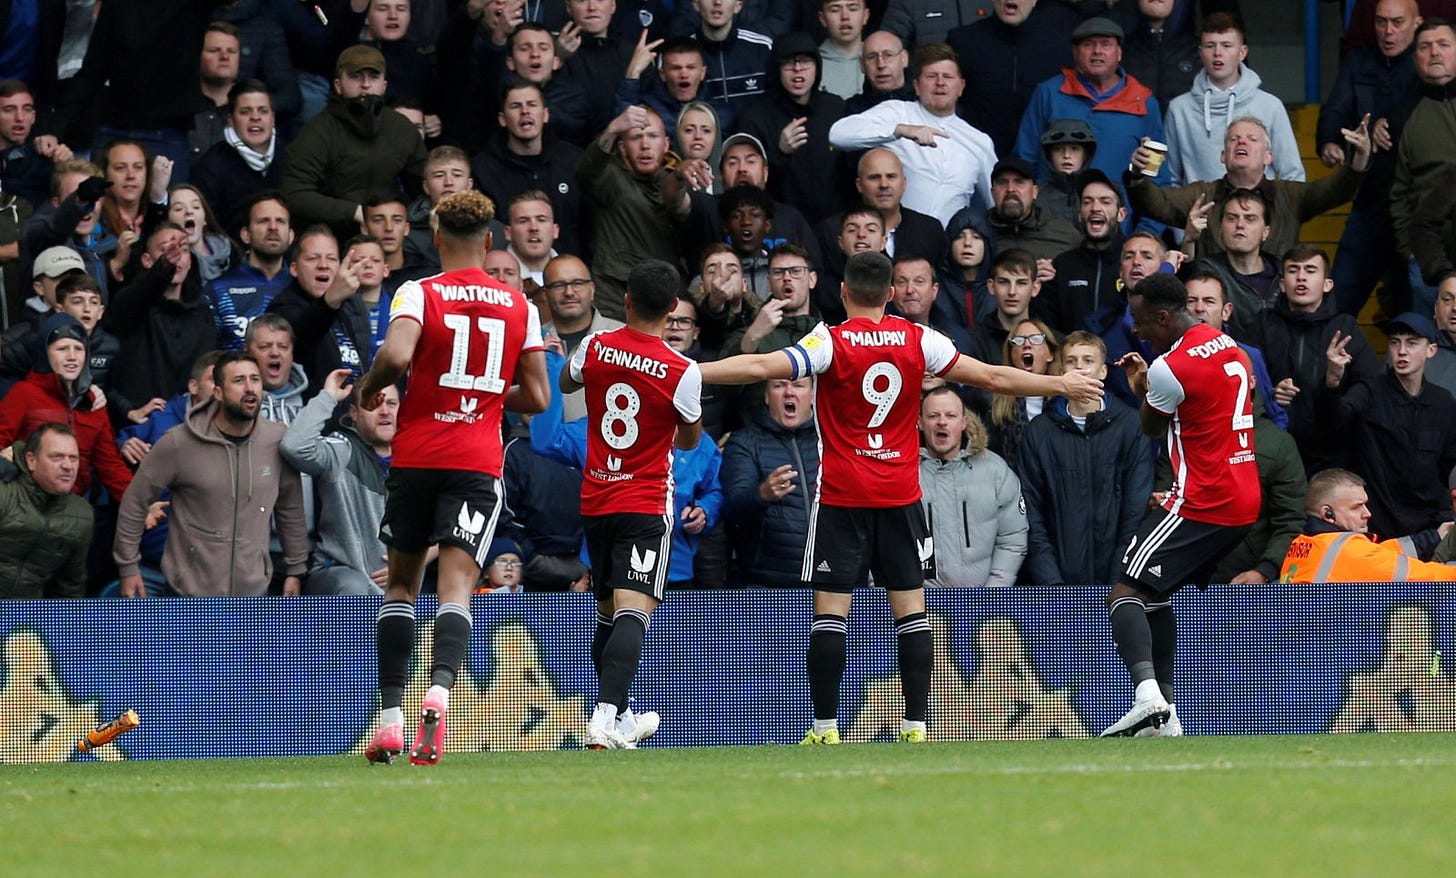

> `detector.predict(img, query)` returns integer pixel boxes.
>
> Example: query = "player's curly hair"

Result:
[434,190,495,239]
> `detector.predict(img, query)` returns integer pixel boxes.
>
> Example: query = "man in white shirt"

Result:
[829,42,997,225]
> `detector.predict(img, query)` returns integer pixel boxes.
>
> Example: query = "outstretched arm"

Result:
[943,355,1103,404]
[698,351,797,386]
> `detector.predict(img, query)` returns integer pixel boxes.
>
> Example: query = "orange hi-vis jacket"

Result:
[1280,531,1456,583]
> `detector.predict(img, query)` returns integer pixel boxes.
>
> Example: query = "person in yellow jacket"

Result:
[1281,469,1456,582]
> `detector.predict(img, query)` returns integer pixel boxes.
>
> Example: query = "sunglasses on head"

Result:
[1044,130,1093,144]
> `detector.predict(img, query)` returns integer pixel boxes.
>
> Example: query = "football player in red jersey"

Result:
[355,191,550,765]
[702,251,1101,744]
[561,258,703,749]
[1103,267,1262,738]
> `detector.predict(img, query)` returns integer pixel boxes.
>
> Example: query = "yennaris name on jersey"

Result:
[591,339,670,379]
[438,284,518,305]
[841,329,907,347]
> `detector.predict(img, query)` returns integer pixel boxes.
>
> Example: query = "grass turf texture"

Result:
[5,734,1453,876]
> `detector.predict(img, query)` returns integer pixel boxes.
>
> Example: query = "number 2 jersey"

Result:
[569,326,703,516]
[1145,321,1261,526]
[786,316,960,508]
[388,267,543,475]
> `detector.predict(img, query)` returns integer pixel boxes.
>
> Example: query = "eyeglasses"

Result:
[490,559,522,569]
[665,316,697,328]
[863,50,904,63]
[543,278,593,293]
[1009,333,1048,346]
[770,265,810,278]
[780,56,815,69]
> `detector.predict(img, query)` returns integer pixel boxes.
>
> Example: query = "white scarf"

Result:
[224,126,276,173]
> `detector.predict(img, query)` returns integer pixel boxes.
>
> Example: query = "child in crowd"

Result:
[1039,119,1096,228]
[718,184,775,302]
[167,183,236,281]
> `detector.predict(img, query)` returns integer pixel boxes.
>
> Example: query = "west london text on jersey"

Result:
[589,340,670,379]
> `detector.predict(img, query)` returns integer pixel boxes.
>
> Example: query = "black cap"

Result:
[991,156,1037,182]
[1380,311,1437,341]
[1071,17,1124,44]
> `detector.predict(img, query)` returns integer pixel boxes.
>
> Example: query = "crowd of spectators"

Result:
[4,0,1456,599]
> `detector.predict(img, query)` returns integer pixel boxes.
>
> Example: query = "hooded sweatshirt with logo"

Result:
[1163,63,1305,186]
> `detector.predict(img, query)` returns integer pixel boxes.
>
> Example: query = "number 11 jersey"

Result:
[786,316,960,508]
[388,268,543,476]
[569,326,702,516]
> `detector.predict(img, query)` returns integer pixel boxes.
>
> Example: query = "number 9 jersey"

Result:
[388,268,544,476]
[786,316,959,508]
[569,326,703,516]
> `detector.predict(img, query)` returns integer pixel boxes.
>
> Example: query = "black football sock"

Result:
[598,608,648,710]
[895,611,933,724]
[1109,596,1156,685]
[376,600,415,711]
[807,614,849,723]
[1146,601,1176,703]
[591,609,613,683]
[429,602,472,690]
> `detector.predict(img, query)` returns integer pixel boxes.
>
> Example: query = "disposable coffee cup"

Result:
[1142,140,1168,177]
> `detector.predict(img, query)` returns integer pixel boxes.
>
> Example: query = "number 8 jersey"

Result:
[569,326,703,516]
[388,268,544,475]
[786,316,959,508]
[1145,321,1261,526]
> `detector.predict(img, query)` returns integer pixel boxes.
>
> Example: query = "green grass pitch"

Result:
[5,734,1453,877]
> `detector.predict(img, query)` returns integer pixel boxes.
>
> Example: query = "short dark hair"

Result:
[364,190,409,212]
[1281,243,1330,272]
[660,36,704,61]
[844,250,894,307]
[25,422,76,455]
[1200,11,1245,40]
[1416,17,1454,38]
[0,78,32,100]
[626,259,682,320]
[1438,268,1456,288]
[1224,186,1269,222]
[243,189,289,225]
[892,254,935,275]
[206,20,241,40]
[500,78,547,107]
[1177,258,1231,306]
[1128,272,1189,313]
[146,221,187,250]
[213,350,261,382]
[992,248,1037,279]
[56,273,102,301]
[718,183,775,223]
[510,21,554,49]
[699,241,738,271]
[191,349,224,382]
[841,206,882,231]
[226,78,270,112]
[768,241,814,271]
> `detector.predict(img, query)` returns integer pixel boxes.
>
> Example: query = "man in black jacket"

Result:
[1320,310,1456,542]
[265,226,369,397]
[1040,169,1126,335]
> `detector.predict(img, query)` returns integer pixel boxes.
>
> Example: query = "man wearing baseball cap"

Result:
[1322,309,1456,541]
[282,45,426,242]
[1013,17,1170,187]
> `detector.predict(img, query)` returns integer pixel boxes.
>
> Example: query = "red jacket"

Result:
[0,371,133,498]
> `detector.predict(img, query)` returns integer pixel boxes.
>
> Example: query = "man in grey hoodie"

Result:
[1162,13,1304,186]
[282,368,401,596]
[113,351,308,597]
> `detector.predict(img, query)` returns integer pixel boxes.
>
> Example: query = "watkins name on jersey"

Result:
[437,284,519,306]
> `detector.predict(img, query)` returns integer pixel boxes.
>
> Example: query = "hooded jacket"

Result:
[1017,396,1154,586]
[1042,230,1124,336]
[280,390,388,577]
[0,439,93,599]
[104,257,217,420]
[986,201,1081,262]
[113,398,307,597]
[720,407,820,587]
[735,34,853,225]
[1247,294,1379,472]
[939,205,998,332]
[470,131,586,258]
[919,445,1026,587]
[1164,64,1305,186]
[577,137,681,321]
[282,92,428,241]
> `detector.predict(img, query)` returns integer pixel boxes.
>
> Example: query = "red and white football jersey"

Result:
[569,326,702,516]
[786,315,960,508]
[388,268,543,475]
[1146,321,1261,526]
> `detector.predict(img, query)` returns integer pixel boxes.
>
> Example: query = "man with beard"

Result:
[282,369,401,595]
[113,351,308,597]
[577,103,681,320]
[986,157,1080,270]
[283,47,426,243]
[1040,170,1126,336]
[209,191,294,351]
